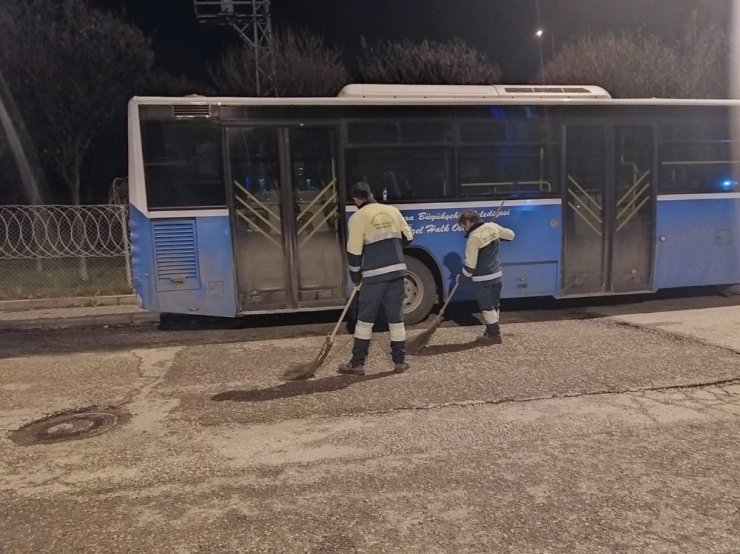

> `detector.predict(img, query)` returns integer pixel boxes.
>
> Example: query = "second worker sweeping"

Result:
[339,182,414,375]
[457,210,515,344]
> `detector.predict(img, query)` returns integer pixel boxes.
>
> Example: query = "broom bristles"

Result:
[282,338,333,380]
[406,316,442,354]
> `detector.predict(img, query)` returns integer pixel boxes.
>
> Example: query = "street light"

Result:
[534,28,556,53]
[534,27,556,83]
[534,29,545,83]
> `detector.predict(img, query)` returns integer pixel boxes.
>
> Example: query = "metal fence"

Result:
[0,205,132,301]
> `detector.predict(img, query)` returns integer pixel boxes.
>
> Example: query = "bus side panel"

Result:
[130,207,239,317]
[654,198,740,288]
[399,202,562,300]
[129,205,154,310]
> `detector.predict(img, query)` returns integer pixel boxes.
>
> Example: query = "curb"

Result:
[0,295,137,313]
[0,312,158,331]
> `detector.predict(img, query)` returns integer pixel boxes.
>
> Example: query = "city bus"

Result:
[127,84,740,325]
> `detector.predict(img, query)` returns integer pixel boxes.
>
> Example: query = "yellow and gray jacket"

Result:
[462,221,515,284]
[347,200,413,284]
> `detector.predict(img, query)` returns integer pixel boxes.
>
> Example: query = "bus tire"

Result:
[403,256,436,325]
[158,312,181,330]
[344,256,436,331]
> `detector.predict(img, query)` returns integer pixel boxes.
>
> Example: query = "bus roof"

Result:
[336,84,611,99]
[130,83,740,108]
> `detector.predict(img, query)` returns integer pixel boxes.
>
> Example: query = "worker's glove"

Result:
[350,271,362,286]
[456,273,470,285]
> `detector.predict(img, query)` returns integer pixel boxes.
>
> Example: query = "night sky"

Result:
[92,0,733,83]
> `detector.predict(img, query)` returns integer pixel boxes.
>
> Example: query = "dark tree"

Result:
[210,29,349,97]
[357,38,502,85]
[138,71,213,97]
[537,31,679,98]
[675,11,728,98]
[538,15,728,98]
[0,0,154,205]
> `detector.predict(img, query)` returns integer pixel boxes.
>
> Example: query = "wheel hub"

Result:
[404,273,422,313]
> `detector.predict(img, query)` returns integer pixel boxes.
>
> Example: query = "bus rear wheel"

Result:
[403,256,436,325]
[345,256,437,332]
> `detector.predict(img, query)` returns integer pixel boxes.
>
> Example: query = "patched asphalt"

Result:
[1,306,739,553]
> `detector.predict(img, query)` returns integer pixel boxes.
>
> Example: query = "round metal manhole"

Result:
[9,406,130,446]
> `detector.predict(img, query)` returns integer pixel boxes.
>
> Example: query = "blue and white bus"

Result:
[127,84,740,325]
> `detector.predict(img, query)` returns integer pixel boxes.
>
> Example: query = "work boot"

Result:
[393,361,410,373]
[390,340,408,373]
[476,323,502,345]
[337,360,365,375]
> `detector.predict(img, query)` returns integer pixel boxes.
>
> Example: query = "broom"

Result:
[406,198,507,355]
[283,284,361,381]
[406,278,461,355]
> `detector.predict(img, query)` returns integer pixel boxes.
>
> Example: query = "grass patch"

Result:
[0,258,132,300]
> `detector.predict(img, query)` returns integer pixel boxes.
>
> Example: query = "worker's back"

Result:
[347,200,413,284]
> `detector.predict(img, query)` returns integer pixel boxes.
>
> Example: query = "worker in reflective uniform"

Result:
[339,182,414,375]
[457,210,515,344]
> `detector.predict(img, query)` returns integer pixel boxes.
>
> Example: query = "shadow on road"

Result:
[211,371,397,402]
[411,340,485,356]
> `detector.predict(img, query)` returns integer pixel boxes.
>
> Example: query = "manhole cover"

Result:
[9,406,130,446]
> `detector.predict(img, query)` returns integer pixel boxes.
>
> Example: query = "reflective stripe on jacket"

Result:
[347,200,413,284]
[462,221,515,284]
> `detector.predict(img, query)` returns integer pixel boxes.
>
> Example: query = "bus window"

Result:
[399,121,453,144]
[347,122,398,144]
[345,146,454,202]
[228,127,281,196]
[459,122,506,143]
[347,120,453,146]
[142,120,225,210]
[458,119,559,198]
[459,143,560,198]
[659,141,739,193]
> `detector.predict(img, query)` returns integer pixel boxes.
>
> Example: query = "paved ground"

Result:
[0,304,155,329]
[1,295,739,553]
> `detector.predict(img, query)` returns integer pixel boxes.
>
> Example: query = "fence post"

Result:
[119,205,132,288]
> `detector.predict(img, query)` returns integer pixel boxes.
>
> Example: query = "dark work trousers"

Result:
[474,281,503,325]
[352,278,406,364]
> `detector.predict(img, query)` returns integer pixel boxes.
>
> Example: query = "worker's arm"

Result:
[346,214,364,284]
[397,209,413,246]
[461,235,480,278]
[497,224,515,241]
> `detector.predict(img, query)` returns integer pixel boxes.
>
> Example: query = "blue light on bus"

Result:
[719,179,737,190]
[489,106,505,119]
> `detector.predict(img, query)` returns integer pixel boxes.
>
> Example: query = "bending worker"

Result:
[457,210,515,344]
[339,182,413,375]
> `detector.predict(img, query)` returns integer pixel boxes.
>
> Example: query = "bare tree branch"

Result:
[538,17,728,98]
[138,71,214,97]
[357,38,502,85]
[209,29,349,97]
[0,0,154,203]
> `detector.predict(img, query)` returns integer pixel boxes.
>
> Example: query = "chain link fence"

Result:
[0,204,132,301]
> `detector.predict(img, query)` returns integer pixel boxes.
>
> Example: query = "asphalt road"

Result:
[1,292,739,553]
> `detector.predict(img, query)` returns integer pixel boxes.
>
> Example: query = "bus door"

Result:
[226,126,346,311]
[563,125,655,295]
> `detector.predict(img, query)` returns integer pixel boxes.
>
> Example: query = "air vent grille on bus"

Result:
[152,220,200,292]
[504,86,591,94]
[172,104,211,118]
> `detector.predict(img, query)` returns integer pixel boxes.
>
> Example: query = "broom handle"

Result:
[329,284,361,341]
[494,197,506,219]
[437,279,461,319]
